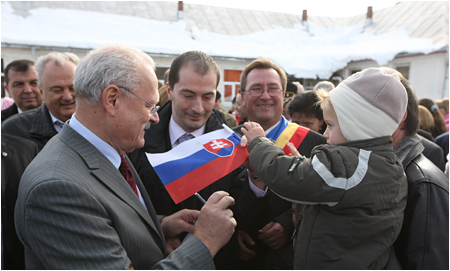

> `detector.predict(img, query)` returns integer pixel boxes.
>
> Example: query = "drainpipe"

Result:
[365,6,373,27]
[302,10,309,32]
[177,1,184,21]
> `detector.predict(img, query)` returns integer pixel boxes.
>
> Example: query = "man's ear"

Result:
[398,110,408,130]
[103,85,120,117]
[167,85,173,101]
[4,84,10,96]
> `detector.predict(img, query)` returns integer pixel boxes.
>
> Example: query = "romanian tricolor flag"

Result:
[146,126,248,204]
[267,116,310,155]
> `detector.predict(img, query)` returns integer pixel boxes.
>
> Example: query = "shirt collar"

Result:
[49,111,66,132]
[169,116,206,147]
[68,114,122,169]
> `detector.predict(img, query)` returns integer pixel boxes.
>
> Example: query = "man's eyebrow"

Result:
[179,88,195,94]
[179,89,215,95]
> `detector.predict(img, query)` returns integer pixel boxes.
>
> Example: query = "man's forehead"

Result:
[8,67,37,76]
[247,69,281,83]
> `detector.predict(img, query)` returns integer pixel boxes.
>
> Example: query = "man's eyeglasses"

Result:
[246,87,283,97]
[116,85,159,115]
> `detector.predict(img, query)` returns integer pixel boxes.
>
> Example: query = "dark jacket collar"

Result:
[394,134,424,169]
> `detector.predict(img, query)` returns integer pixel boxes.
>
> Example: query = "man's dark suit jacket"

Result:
[1,103,18,123]
[128,101,245,269]
[233,122,327,269]
[2,134,39,270]
[1,103,57,151]
[14,124,214,269]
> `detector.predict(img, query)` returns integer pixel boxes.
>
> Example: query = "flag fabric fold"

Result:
[146,127,248,204]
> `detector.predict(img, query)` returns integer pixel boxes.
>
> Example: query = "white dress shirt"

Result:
[169,116,205,148]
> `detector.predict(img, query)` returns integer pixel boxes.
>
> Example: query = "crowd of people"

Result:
[1,45,448,270]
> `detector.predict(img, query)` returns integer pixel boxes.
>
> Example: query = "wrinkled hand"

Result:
[258,221,291,250]
[160,209,200,238]
[165,236,181,255]
[194,191,237,257]
[238,230,257,261]
[240,122,265,147]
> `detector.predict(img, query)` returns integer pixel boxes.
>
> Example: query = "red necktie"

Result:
[119,156,139,198]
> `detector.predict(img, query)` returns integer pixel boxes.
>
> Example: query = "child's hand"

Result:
[286,142,301,157]
[241,122,265,145]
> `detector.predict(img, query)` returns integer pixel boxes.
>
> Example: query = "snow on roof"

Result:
[1,1,444,79]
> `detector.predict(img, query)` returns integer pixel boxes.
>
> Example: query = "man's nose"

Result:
[62,88,74,100]
[23,83,33,93]
[150,111,159,124]
[191,97,204,113]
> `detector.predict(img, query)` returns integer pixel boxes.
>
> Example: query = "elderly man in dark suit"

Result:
[2,52,79,150]
[1,60,42,122]
[15,44,236,269]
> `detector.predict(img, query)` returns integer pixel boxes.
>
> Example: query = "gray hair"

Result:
[73,44,155,104]
[35,52,80,89]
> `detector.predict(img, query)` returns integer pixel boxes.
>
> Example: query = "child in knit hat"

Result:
[240,68,408,269]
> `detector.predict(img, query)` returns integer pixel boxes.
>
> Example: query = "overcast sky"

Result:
[165,0,399,17]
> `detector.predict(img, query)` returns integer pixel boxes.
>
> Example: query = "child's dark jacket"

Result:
[247,136,407,269]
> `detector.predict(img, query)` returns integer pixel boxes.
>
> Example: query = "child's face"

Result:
[323,106,347,145]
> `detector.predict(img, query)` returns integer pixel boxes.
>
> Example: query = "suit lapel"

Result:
[129,156,166,252]
[58,125,165,251]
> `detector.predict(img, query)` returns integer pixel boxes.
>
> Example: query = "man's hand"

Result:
[165,237,181,255]
[194,191,237,257]
[238,230,257,261]
[257,221,290,250]
[160,209,200,237]
[240,122,265,146]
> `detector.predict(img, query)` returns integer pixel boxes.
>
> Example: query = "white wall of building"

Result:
[335,51,449,100]
[397,52,449,100]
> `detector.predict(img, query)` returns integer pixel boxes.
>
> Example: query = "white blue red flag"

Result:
[146,127,248,204]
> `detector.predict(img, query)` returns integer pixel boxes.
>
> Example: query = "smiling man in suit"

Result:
[14,44,237,269]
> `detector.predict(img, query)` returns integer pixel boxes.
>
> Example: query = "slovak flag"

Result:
[146,127,248,204]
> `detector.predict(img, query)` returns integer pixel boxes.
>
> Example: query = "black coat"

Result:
[394,134,449,269]
[128,101,245,269]
[1,134,39,270]
[420,134,446,172]
[1,103,18,123]
[1,104,57,151]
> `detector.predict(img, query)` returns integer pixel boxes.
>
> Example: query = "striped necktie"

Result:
[177,133,194,144]
[119,156,139,198]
